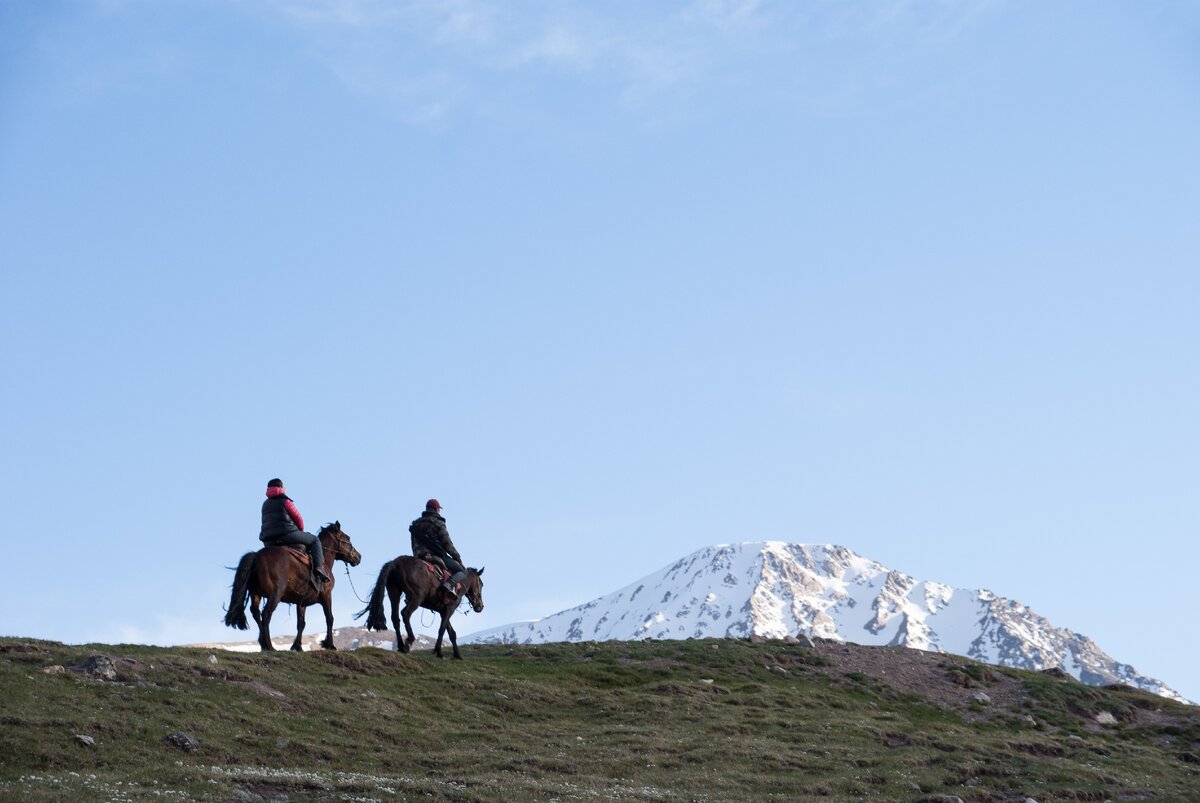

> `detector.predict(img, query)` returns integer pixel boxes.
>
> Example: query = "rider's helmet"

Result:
[425,498,442,512]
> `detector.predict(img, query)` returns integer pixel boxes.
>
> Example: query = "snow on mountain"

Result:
[466,542,1186,702]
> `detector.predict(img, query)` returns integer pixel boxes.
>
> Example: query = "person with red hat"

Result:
[409,498,466,601]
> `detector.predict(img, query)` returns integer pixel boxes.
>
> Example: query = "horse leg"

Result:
[259,593,281,651]
[446,616,462,660]
[291,604,307,651]
[388,589,404,653]
[435,612,450,659]
[250,592,263,629]
[399,599,419,654]
[319,594,336,650]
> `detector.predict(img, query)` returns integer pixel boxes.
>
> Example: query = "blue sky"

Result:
[2,1,1197,700]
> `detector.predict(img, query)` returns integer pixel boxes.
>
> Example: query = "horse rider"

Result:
[410,498,466,601]
[259,478,330,583]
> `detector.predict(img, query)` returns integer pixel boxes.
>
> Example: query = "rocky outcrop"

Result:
[68,656,118,681]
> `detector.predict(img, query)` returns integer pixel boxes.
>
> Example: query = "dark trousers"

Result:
[262,530,325,570]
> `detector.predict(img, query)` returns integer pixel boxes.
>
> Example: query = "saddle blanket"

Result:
[420,559,449,582]
[281,546,310,566]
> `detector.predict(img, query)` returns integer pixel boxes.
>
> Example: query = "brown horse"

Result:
[224,521,362,651]
[357,556,484,659]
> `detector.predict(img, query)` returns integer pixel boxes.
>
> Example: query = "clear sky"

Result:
[1,1,1197,701]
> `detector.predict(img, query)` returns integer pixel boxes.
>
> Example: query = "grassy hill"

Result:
[1,635,1196,802]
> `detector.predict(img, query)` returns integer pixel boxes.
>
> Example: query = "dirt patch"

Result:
[801,640,1029,717]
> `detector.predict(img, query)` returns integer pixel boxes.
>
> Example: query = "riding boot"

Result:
[308,541,329,583]
[441,570,466,599]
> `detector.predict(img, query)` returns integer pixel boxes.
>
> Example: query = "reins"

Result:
[321,527,370,605]
[419,592,470,628]
[342,563,370,605]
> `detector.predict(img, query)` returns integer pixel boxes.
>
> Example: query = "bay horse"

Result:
[357,556,484,659]
[224,521,362,651]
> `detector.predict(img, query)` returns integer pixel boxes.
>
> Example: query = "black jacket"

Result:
[410,511,461,563]
[260,494,300,540]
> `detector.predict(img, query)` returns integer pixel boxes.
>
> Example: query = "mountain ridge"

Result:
[465,541,1188,703]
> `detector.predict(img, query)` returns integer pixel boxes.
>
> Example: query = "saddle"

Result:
[418,558,460,602]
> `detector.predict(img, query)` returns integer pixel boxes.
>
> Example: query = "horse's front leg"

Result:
[290,604,307,651]
[435,612,450,659]
[446,616,462,660]
[319,594,336,650]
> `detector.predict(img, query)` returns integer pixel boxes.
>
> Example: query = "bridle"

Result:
[324,527,369,601]
[321,526,353,561]
[463,573,484,614]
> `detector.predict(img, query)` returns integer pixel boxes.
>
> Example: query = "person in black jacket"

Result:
[409,499,466,600]
[260,478,329,583]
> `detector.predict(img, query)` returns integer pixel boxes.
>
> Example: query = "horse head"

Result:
[321,520,362,567]
[465,566,485,613]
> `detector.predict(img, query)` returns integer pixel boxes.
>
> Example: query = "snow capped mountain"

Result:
[466,542,1186,702]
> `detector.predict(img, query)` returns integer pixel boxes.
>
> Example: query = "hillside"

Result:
[2,636,1197,802]
[468,542,1186,702]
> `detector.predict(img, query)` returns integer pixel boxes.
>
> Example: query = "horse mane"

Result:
[318,521,340,535]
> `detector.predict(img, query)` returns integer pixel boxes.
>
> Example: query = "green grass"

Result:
[1,637,1196,801]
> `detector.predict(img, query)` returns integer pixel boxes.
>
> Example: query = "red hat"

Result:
[426,498,442,512]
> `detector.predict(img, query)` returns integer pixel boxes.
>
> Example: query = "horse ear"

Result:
[334,520,341,529]
[477,566,485,576]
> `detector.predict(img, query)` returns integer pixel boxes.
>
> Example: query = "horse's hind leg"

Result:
[399,598,419,654]
[259,594,281,651]
[250,593,263,629]
[388,590,405,653]
[290,605,307,651]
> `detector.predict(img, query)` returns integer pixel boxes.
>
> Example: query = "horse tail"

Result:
[357,559,394,631]
[224,551,257,630]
